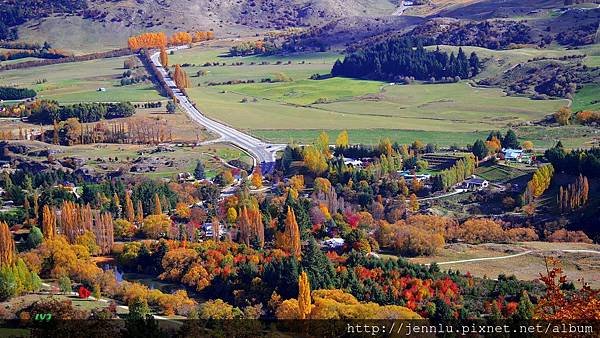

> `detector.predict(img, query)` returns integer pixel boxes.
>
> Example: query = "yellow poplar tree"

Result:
[298,271,311,319]
[335,130,349,149]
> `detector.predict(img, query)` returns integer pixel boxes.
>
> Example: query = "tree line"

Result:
[331,37,481,81]
[25,101,135,124]
[0,86,36,100]
[545,143,600,178]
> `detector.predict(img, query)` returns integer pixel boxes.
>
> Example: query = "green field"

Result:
[475,163,530,183]
[572,84,600,111]
[0,56,162,103]
[253,129,489,147]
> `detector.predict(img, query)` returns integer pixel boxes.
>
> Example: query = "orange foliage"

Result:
[128,32,168,51]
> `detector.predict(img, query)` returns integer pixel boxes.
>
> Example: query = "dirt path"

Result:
[422,248,600,266]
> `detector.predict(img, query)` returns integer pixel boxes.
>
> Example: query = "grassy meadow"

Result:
[0,56,162,104]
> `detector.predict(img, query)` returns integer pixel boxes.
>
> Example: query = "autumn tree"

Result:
[303,145,328,175]
[124,191,135,223]
[522,140,534,152]
[298,271,311,319]
[534,258,600,319]
[281,207,301,259]
[169,32,193,46]
[42,205,56,240]
[93,212,114,255]
[409,193,419,212]
[553,107,572,126]
[557,175,589,213]
[378,138,394,157]
[251,165,263,189]
[153,193,162,215]
[128,32,168,51]
[0,221,15,266]
[335,130,349,149]
[136,200,144,224]
[142,214,171,239]
[524,164,554,204]
[159,47,168,68]
[173,64,191,90]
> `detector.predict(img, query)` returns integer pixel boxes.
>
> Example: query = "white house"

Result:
[464,176,489,191]
[502,148,531,163]
[343,157,364,168]
[324,238,345,249]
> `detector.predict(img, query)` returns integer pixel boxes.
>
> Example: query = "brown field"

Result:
[406,242,600,287]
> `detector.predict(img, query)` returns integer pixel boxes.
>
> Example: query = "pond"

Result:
[101,263,182,294]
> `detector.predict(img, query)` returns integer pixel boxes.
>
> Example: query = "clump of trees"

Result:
[0,86,36,100]
[25,100,135,124]
[545,144,600,178]
[332,37,480,81]
[523,164,554,204]
[432,154,476,191]
[557,175,589,214]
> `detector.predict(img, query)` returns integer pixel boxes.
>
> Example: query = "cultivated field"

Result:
[0,56,162,104]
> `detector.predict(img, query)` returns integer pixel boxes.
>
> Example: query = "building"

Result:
[343,157,364,168]
[502,148,532,164]
[464,176,489,191]
[398,171,431,182]
[202,222,225,238]
[323,237,345,249]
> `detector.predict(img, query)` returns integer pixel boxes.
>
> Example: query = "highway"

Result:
[149,47,284,173]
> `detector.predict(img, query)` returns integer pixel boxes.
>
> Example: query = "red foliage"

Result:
[78,286,91,299]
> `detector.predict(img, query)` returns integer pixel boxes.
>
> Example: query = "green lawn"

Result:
[572,84,600,111]
[0,56,162,103]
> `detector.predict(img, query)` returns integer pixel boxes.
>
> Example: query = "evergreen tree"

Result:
[472,139,488,159]
[301,237,337,290]
[514,291,534,320]
[193,161,205,180]
[503,129,519,149]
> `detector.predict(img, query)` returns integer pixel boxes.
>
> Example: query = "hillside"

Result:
[4,0,400,52]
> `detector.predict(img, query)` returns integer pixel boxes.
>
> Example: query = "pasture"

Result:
[0,56,162,104]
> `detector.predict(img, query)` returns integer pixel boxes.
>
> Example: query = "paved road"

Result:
[392,0,407,15]
[149,47,285,172]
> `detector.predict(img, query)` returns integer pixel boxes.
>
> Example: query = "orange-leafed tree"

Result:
[42,205,56,240]
[0,221,16,266]
[124,191,135,223]
[128,32,168,51]
[169,32,193,46]
[153,193,162,215]
[251,165,263,188]
[159,47,169,68]
[173,64,190,90]
[136,200,144,224]
[282,206,301,259]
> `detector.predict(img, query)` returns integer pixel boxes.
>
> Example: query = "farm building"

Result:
[463,176,489,190]
[502,148,532,164]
